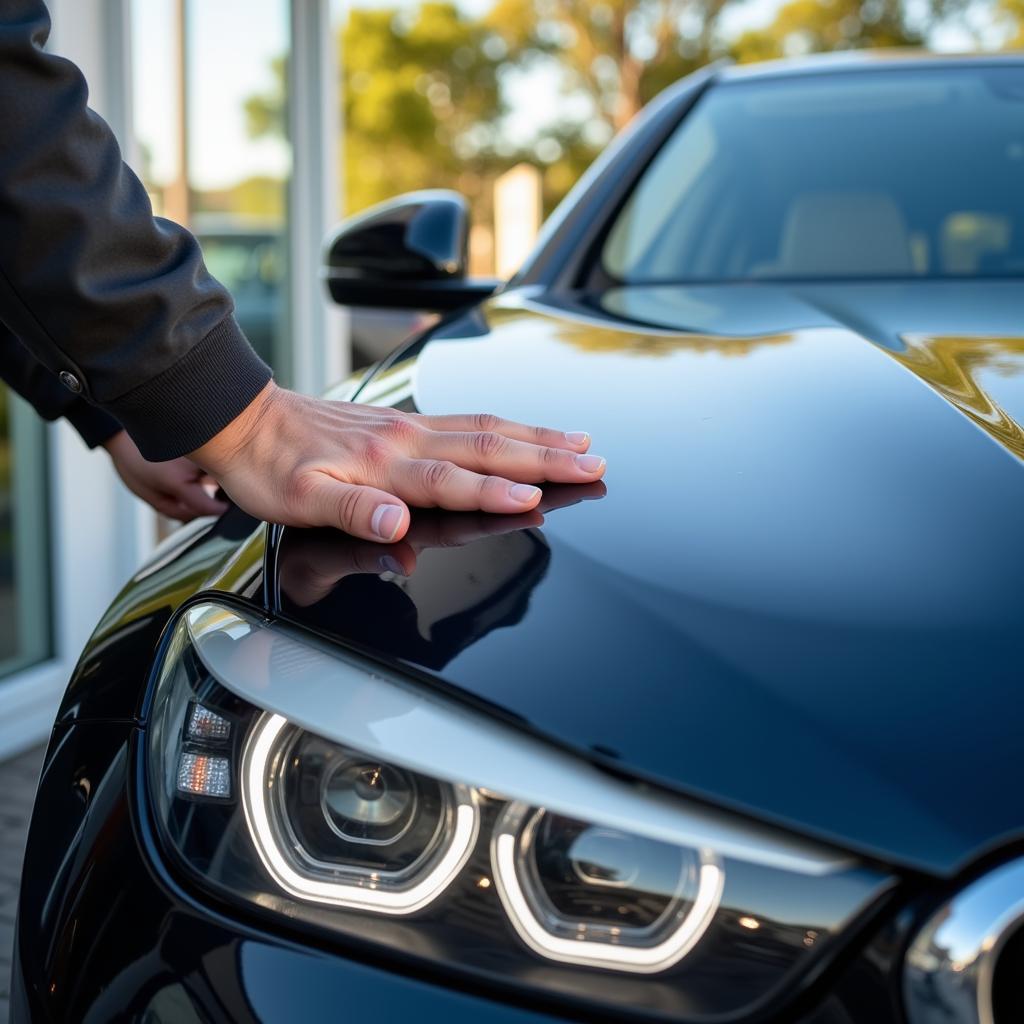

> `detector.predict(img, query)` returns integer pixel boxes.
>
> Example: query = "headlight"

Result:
[243,713,480,914]
[491,804,722,973]
[148,601,893,1020]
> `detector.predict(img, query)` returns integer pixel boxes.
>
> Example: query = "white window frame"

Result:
[288,0,347,394]
[0,0,341,761]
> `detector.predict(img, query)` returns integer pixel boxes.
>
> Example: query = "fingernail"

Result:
[509,483,541,504]
[378,555,405,576]
[575,454,605,473]
[371,503,404,540]
[564,431,589,446]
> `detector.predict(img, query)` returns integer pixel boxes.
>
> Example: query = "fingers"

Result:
[412,413,591,454]
[142,481,227,522]
[292,473,412,542]
[175,481,230,518]
[191,384,606,531]
[413,430,606,485]
[385,458,545,513]
[155,499,192,521]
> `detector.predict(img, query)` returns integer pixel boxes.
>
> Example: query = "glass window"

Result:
[131,0,293,379]
[603,67,1024,283]
[0,385,51,680]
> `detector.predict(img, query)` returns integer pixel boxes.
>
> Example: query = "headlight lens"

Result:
[148,601,893,1021]
[243,713,479,913]
[492,804,722,973]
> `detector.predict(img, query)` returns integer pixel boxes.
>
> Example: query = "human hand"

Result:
[103,429,228,521]
[192,382,606,543]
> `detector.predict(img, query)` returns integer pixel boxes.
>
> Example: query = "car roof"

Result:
[716,49,1024,83]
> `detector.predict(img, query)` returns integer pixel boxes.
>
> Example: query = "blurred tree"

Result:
[340,4,510,213]
[193,176,286,221]
[488,0,728,132]
[245,56,287,138]
[731,0,967,62]
[485,0,734,211]
[998,0,1024,46]
[243,0,1004,222]
[244,5,513,215]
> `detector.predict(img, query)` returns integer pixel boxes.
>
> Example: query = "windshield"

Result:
[603,66,1024,283]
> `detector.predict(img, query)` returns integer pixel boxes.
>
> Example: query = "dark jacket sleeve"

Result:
[0,1,272,461]
[0,323,122,448]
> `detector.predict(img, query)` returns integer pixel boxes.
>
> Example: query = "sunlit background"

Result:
[128,0,1018,380]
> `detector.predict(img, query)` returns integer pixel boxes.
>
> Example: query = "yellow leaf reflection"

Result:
[892,335,1024,459]
[488,305,797,359]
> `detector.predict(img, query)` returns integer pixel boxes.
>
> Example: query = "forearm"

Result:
[0,0,270,460]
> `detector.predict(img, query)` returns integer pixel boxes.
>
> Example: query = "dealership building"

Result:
[0,0,346,758]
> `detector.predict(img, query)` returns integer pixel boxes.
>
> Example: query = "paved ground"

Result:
[0,746,45,1024]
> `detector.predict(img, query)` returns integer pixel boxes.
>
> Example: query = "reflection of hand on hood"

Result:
[276,483,605,670]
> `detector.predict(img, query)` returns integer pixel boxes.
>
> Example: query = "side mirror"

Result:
[323,190,502,311]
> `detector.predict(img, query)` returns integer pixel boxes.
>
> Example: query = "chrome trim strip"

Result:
[185,601,852,877]
[904,856,1024,1024]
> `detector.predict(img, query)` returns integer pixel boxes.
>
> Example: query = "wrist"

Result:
[191,380,281,474]
[101,429,129,456]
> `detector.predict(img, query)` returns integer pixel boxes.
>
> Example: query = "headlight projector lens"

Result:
[492,802,724,973]
[242,713,479,914]
[322,760,418,844]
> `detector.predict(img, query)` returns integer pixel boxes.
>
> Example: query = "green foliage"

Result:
[239,0,1014,221]
[731,0,967,62]
[193,176,286,221]
[999,0,1024,46]
[484,0,730,207]
[245,56,288,139]
[340,3,510,214]
[488,0,726,130]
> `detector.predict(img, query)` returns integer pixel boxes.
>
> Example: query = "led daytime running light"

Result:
[491,803,724,974]
[242,713,480,915]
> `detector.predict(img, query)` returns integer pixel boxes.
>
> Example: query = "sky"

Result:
[132,0,987,192]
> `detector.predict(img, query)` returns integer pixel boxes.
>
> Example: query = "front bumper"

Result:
[12,721,907,1024]
[11,721,568,1023]
[13,899,563,1024]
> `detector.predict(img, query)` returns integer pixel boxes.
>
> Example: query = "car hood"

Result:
[275,279,1024,876]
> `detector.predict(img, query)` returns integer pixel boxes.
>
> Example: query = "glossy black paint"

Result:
[15,54,1024,1023]
[53,504,264,727]
[324,189,501,310]
[274,276,1024,878]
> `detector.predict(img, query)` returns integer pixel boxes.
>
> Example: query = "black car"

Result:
[12,53,1024,1024]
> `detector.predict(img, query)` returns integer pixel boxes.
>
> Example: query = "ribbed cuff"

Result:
[105,317,273,461]
[64,399,123,449]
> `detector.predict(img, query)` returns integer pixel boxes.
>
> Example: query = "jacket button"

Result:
[59,371,82,393]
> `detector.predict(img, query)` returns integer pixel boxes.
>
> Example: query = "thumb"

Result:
[301,475,411,542]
